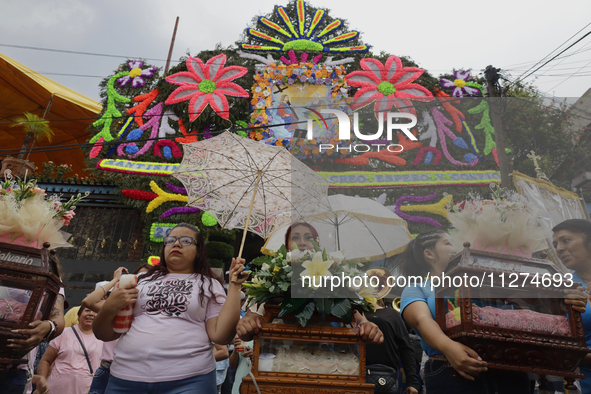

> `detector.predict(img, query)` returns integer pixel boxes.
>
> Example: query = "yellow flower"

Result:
[273,266,280,274]
[356,287,378,309]
[300,252,333,289]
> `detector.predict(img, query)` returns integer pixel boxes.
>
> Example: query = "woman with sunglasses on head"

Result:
[92,223,248,394]
[400,229,587,394]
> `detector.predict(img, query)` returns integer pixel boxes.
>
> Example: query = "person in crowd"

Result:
[365,297,419,394]
[1,273,66,394]
[400,229,587,394]
[221,292,248,394]
[214,344,230,394]
[37,307,102,394]
[236,222,384,344]
[83,267,138,394]
[230,337,254,394]
[553,219,591,393]
[92,222,247,394]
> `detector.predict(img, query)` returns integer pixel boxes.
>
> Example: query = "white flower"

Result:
[290,249,302,261]
[329,251,345,264]
[300,252,333,290]
[261,263,271,271]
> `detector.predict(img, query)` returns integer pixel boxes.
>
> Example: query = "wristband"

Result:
[42,320,56,343]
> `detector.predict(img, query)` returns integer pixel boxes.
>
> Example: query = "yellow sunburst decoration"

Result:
[240,0,369,54]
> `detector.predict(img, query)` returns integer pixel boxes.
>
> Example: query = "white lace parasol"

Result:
[174,132,331,256]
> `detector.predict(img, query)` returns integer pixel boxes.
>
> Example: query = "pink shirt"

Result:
[100,339,118,362]
[47,326,102,394]
[110,273,226,383]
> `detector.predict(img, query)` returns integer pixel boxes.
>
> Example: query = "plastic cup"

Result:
[113,274,137,333]
[235,340,245,353]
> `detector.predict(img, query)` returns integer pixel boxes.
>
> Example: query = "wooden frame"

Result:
[240,304,375,394]
[434,243,587,389]
[0,242,62,367]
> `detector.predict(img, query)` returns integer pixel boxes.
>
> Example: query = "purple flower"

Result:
[440,70,482,97]
[117,61,157,88]
[300,75,308,83]
[287,78,295,85]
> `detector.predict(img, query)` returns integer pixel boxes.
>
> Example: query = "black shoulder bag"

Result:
[367,364,398,394]
[71,326,94,375]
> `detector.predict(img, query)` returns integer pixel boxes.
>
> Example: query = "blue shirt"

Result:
[570,272,591,393]
[400,281,442,356]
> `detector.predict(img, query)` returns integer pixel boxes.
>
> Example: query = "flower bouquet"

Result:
[446,184,550,257]
[243,244,376,327]
[0,171,87,249]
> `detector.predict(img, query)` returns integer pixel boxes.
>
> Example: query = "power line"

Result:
[0,43,175,63]
[513,22,591,83]
[512,30,591,86]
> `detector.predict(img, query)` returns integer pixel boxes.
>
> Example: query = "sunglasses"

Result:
[163,236,197,247]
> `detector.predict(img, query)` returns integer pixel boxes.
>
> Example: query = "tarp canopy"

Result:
[0,52,102,176]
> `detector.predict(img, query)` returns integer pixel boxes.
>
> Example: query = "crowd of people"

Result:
[1,219,591,394]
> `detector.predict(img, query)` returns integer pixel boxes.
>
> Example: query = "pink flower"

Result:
[345,55,433,117]
[165,54,249,121]
[62,211,75,226]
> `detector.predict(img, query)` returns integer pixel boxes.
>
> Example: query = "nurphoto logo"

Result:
[305,109,417,153]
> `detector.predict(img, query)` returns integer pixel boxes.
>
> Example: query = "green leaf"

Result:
[279,282,290,292]
[277,244,288,257]
[331,298,352,321]
[279,297,310,317]
[295,301,316,327]
[314,298,333,320]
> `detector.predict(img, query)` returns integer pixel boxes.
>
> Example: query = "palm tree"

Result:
[10,112,54,160]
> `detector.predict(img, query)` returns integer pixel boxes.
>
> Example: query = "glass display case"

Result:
[434,242,587,389]
[240,304,375,394]
[0,242,62,367]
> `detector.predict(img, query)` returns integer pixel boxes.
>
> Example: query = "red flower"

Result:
[165,54,249,121]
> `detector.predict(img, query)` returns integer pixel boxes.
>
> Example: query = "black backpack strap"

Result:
[71,326,93,374]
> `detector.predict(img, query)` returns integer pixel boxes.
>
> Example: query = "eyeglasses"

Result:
[163,236,197,247]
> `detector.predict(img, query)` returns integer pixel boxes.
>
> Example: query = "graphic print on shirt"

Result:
[144,278,194,316]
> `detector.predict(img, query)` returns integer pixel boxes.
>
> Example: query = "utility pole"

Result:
[165,17,180,74]
[485,65,511,189]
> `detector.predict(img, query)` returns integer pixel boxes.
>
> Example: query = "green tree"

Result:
[11,112,54,160]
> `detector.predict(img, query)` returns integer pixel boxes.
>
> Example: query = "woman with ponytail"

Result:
[400,230,529,393]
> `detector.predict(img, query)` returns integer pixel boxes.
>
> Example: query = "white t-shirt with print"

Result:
[109,273,226,383]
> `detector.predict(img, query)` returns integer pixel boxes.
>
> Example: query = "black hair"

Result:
[401,229,447,277]
[552,219,591,244]
[140,222,222,306]
[133,263,151,274]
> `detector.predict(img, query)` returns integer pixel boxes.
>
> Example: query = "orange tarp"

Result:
[0,52,102,176]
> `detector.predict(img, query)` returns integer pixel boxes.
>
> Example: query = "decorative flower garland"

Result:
[97,159,178,176]
[117,61,157,88]
[240,1,369,54]
[160,206,200,219]
[394,192,453,227]
[117,102,164,158]
[248,62,349,157]
[126,89,159,128]
[90,72,131,143]
[440,70,483,98]
[147,256,161,265]
[319,170,500,188]
[165,54,249,121]
[468,100,499,165]
[149,222,176,242]
[146,181,188,213]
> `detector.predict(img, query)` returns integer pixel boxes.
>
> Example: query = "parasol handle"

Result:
[238,170,262,260]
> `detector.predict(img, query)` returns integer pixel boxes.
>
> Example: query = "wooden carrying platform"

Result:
[240,304,375,394]
[434,244,587,389]
[0,242,62,367]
